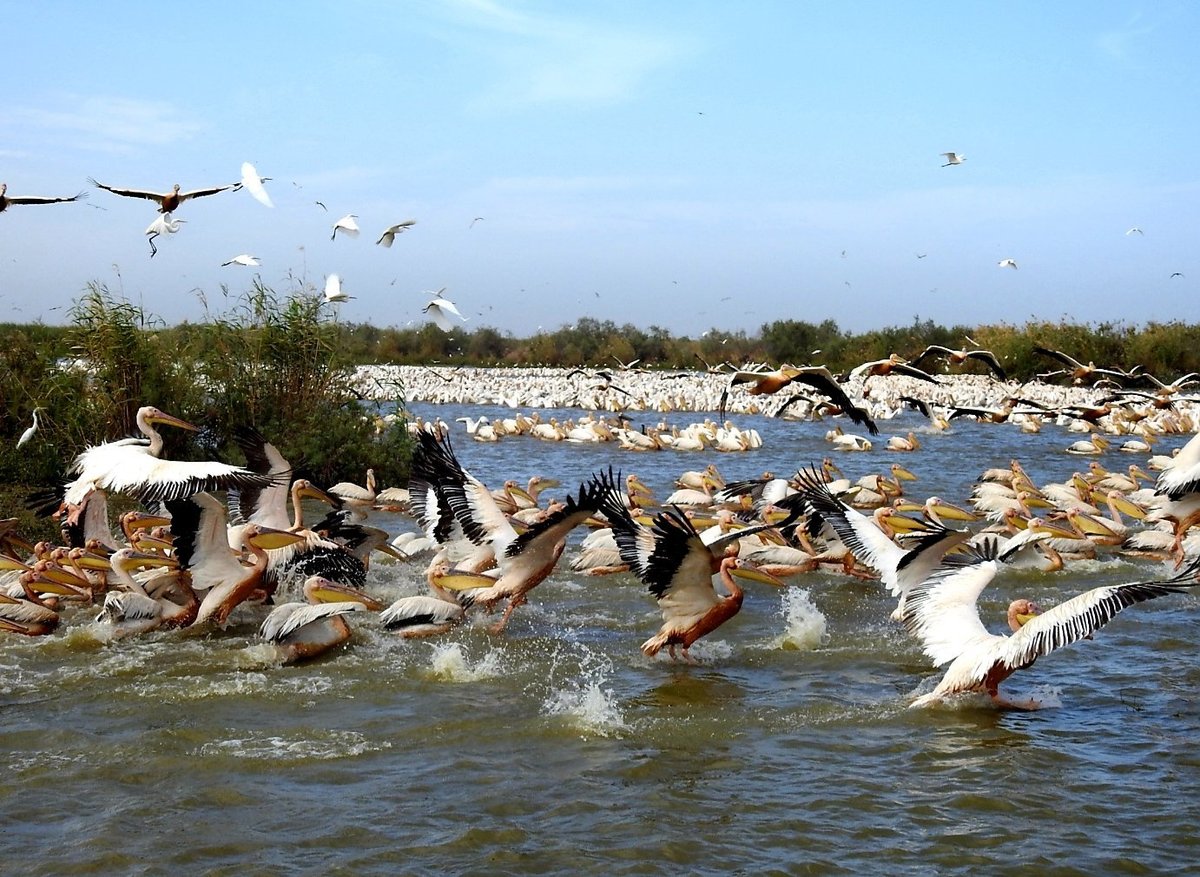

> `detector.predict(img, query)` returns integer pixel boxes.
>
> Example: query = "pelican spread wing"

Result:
[259,601,364,643]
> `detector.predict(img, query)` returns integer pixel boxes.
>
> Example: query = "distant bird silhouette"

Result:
[90,178,235,213]
[998,258,1018,270]
[1170,272,1184,279]
[331,214,360,240]
[941,152,965,166]
[0,182,87,213]
[1125,227,1144,236]
[377,219,417,247]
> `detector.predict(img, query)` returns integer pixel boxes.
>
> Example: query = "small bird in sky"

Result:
[145,213,185,257]
[470,216,484,228]
[377,219,417,247]
[423,291,468,332]
[239,162,274,208]
[91,178,235,213]
[221,254,260,267]
[998,258,1018,270]
[1125,227,1144,236]
[1170,272,1184,279]
[324,274,353,303]
[331,214,360,240]
[941,152,965,166]
[0,182,87,213]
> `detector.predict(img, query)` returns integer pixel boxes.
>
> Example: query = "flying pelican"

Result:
[89,178,235,213]
[997,259,1018,270]
[424,292,468,332]
[941,152,965,166]
[221,254,260,267]
[849,354,941,385]
[239,162,273,208]
[0,182,87,213]
[720,364,878,433]
[413,430,607,632]
[258,576,378,664]
[598,473,785,660]
[145,213,185,257]
[1032,346,1140,387]
[910,344,1007,381]
[903,540,1200,709]
[377,219,417,246]
[53,406,275,520]
[331,214,360,240]
[324,274,353,303]
[17,407,44,448]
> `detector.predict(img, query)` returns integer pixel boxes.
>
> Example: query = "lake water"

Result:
[2,403,1198,875]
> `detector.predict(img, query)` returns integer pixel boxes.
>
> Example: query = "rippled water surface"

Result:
[3,405,1199,875]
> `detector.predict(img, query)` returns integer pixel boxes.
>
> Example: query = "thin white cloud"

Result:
[11,95,204,152]
[1095,12,1154,62]
[432,0,698,108]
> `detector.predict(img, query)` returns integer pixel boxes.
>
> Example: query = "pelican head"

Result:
[727,559,786,588]
[138,406,199,433]
[303,575,385,611]
[1008,598,1041,630]
[242,525,306,551]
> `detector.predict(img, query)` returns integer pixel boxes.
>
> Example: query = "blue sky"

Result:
[3,1,1198,338]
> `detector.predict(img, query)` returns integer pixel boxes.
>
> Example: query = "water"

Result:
[3,404,1199,874]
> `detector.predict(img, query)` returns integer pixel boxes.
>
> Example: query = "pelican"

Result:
[795,469,972,620]
[1066,434,1110,455]
[238,162,273,208]
[329,468,377,517]
[1154,430,1200,501]
[910,345,1007,381]
[55,406,274,520]
[414,430,606,632]
[89,178,234,213]
[258,576,377,664]
[96,548,197,637]
[324,274,353,303]
[941,152,965,166]
[598,476,784,660]
[720,364,878,434]
[221,254,260,267]
[377,219,417,246]
[0,182,86,212]
[379,586,472,638]
[848,354,941,385]
[0,566,66,636]
[17,407,44,448]
[903,541,1200,709]
[424,292,468,332]
[1032,347,1140,387]
[145,213,185,257]
[331,214,360,240]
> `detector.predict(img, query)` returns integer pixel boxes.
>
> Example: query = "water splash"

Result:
[426,642,505,681]
[769,588,828,651]
[542,677,627,737]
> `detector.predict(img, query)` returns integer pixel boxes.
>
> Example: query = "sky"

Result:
[3,1,1199,339]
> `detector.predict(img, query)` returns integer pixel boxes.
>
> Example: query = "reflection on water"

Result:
[2,404,1199,874]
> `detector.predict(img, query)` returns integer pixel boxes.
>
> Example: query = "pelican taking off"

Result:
[902,539,1200,709]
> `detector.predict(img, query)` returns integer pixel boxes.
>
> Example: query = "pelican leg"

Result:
[489,593,526,634]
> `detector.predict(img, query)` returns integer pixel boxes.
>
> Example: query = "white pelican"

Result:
[941,152,965,166]
[1032,346,1140,387]
[903,539,1200,708]
[796,470,972,620]
[145,212,185,257]
[0,562,68,636]
[89,177,235,213]
[849,354,941,386]
[377,219,417,246]
[96,548,197,637]
[0,182,86,212]
[221,254,260,267]
[424,292,468,332]
[258,576,378,663]
[379,586,472,638]
[720,364,879,434]
[414,430,606,632]
[238,162,273,208]
[598,477,784,660]
[910,344,1007,381]
[1154,430,1200,501]
[331,213,360,240]
[17,407,43,449]
[58,406,274,519]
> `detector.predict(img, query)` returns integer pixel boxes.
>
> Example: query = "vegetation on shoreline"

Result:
[1,283,412,542]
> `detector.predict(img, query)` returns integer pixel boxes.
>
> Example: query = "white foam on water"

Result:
[542,676,627,737]
[196,728,391,761]
[769,588,828,651]
[425,642,505,681]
